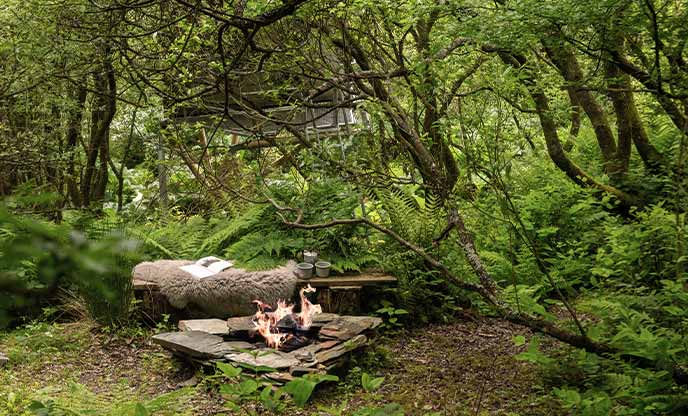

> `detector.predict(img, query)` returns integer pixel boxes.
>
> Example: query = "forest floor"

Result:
[0,316,561,415]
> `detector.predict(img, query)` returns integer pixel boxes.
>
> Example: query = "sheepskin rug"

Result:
[132,260,298,317]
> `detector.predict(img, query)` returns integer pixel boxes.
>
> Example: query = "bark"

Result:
[65,84,87,207]
[544,45,622,174]
[500,52,640,207]
[566,87,581,145]
[452,210,498,296]
[609,51,688,137]
[605,38,665,172]
[329,24,454,198]
[606,62,633,176]
[81,49,116,208]
[93,128,110,203]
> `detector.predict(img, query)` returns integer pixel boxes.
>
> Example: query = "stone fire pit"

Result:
[152,313,381,382]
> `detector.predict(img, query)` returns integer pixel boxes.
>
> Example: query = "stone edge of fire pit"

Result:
[152,331,254,359]
[153,314,382,382]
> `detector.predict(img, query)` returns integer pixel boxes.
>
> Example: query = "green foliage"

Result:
[21,386,193,416]
[361,372,385,393]
[213,359,339,410]
[374,300,408,331]
[282,374,339,407]
[372,186,444,247]
[0,209,141,327]
[593,204,683,287]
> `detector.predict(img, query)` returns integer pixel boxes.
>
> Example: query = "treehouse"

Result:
[170,71,366,140]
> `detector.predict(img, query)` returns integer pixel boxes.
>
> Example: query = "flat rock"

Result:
[318,316,382,340]
[315,334,367,363]
[264,372,295,383]
[317,340,340,350]
[225,350,301,370]
[179,319,229,335]
[0,352,8,367]
[291,343,321,366]
[290,366,326,376]
[310,313,339,327]
[224,341,256,351]
[226,316,256,337]
[153,331,246,359]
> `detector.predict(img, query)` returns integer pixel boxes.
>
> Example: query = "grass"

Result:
[0,321,213,416]
[0,318,561,415]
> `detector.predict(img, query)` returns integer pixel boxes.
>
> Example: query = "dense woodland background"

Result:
[1,0,688,414]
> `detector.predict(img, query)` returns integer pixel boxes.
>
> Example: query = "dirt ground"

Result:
[0,317,560,415]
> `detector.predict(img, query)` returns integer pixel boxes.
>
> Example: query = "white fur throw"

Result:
[132,260,298,317]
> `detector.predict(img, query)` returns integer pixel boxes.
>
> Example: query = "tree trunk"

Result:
[605,37,665,172]
[544,45,623,175]
[158,133,168,212]
[500,52,640,207]
[65,84,87,208]
[81,48,116,209]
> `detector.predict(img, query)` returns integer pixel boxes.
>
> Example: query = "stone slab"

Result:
[318,316,382,340]
[224,341,257,351]
[311,313,340,324]
[264,372,295,383]
[0,352,8,367]
[179,319,229,335]
[225,350,301,370]
[290,366,326,376]
[226,316,256,337]
[315,334,367,363]
[153,331,245,359]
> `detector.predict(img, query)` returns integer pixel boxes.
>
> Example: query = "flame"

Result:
[252,284,321,349]
[295,284,322,329]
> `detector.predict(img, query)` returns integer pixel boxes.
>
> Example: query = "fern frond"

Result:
[195,204,271,257]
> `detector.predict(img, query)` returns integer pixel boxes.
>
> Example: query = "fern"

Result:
[131,215,211,259]
[372,186,445,246]
[195,204,271,257]
[224,230,303,270]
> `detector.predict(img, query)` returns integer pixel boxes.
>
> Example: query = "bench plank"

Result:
[297,273,397,287]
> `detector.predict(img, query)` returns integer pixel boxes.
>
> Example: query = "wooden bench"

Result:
[133,272,397,319]
[296,273,398,314]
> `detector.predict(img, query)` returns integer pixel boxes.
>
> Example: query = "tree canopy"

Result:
[1,0,688,414]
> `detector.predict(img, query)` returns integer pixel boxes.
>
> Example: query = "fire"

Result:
[252,284,322,349]
[295,284,322,329]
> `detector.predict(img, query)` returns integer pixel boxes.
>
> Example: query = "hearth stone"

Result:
[315,334,367,363]
[319,316,382,340]
[290,366,326,376]
[152,314,381,382]
[225,350,300,369]
[153,331,244,359]
[179,318,229,335]
[226,316,256,337]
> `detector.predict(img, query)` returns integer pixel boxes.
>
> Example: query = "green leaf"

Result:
[283,377,317,407]
[217,362,242,377]
[28,401,50,416]
[512,335,526,346]
[224,401,241,412]
[361,372,385,392]
[238,379,259,396]
[134,403,150,416]
[236,362,277,373]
